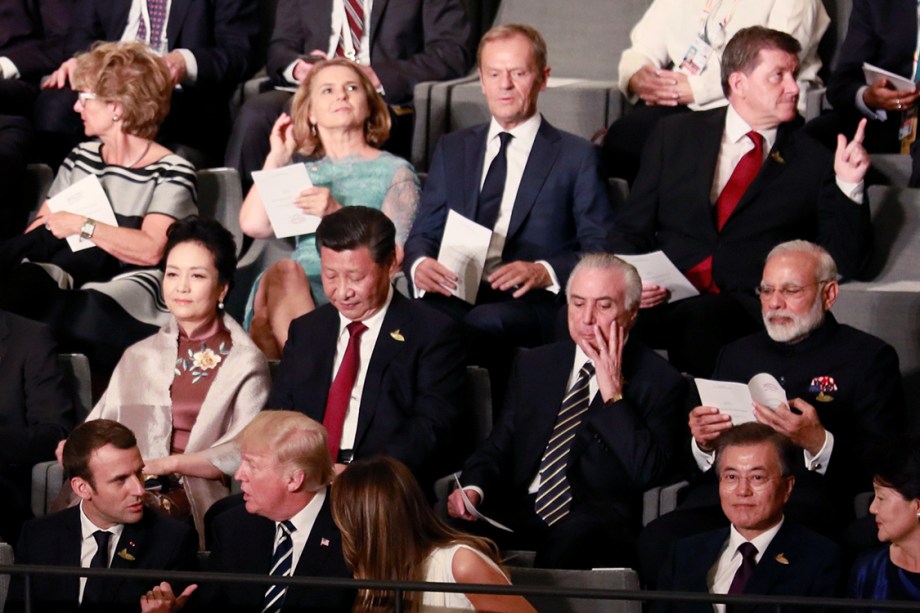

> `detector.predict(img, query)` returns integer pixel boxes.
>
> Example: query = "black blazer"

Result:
[198,492,354,612]
[268,292,467,484]
[0,310,72,470]
[654,521,845,613]
[64,0,258,90]
[610,107,872,290]
[460,339,687,526]
[0,0,72,82]
[404,119,615,292]
[267,0,472,104]
[13,506,198,612]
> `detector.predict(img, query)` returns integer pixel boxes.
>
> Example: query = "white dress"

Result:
[420,543,506,611]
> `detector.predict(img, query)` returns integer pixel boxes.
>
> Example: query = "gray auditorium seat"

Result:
[507,566,641,613]
[0,540,12,613]
[197,167,245,254]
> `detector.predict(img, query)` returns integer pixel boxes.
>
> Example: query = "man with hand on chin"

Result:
[447,253,687,569]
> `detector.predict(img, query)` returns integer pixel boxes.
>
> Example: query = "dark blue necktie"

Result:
[262,520,296,613]
[476,132,513,229]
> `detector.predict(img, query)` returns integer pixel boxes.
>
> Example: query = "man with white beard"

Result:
[636,240,905,587]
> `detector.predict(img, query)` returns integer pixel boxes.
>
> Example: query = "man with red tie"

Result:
[266,206,467,493]
[610,26,872,378]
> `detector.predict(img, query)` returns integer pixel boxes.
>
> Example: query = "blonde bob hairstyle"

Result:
[72,41,172,140]
[331,456,506,612]
[290,58,391,158]
[236,410,334,492]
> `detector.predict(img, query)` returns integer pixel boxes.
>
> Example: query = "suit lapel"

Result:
[694,529,732,593]
[728,120,796,222]
[164,0,191,48]
[292,493,340,577]
[310,307,344,415]
[694,109,727,238]
[368,0,389,50]
[506,119,560,242]
[525,343,577,469]
[0,311,9,364]
[460,125,489,219]
[60,506,84,602]
[743,522,795,596]
[352,294,410,448]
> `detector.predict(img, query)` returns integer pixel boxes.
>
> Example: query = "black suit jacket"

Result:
[404,119,615,291]
[199,492,353,612]
[268,292,467,484]
[267,0,471,104]
[461,339,687,526]
[610,107,873,290]
[826,0,917,150]
[0,0,72,82]
[13,506,198,612]
[64,0,257,91]
[654,521,844,613]
[0,310,72,470]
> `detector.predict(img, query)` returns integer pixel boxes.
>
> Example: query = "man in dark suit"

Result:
[639,241,904,587]
[268,206,467,490]
[13,419,197,612]
[610,26,872,377]
[225,0,472,188]
[447,254,687,569]
[33,0,259,167]
[654,422,844,612]
[404,24,614,400]
[0,308,73,542]
[151,411,353,612]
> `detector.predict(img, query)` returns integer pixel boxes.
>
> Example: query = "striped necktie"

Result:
[535,362,595,525]
[336,0,365,60]
[136,0,168,52]
[262,520,296,613]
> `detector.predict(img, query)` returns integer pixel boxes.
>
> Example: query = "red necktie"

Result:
[323,321,368,459]
[687,131,764,293]
[335,0,365,60]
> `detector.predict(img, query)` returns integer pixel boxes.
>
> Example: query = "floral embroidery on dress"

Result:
[175,341,230,383]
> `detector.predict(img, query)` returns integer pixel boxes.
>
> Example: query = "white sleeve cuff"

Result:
[691,438,716,473]
[835,177,865,204]
[174,49,198,84]
[463,485,485,504]
[0,57,19,80]
[803,430,834,475]
[409,257,427,298]
[537,260,560,294]
[282,60,301,85]
[855,85,887,121]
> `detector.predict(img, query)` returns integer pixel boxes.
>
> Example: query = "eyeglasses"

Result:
[755,281,829,300]
[77,92,98,103]
[719,473,787,491]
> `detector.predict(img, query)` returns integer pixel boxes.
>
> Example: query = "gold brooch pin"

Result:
[117,549,136,561]
[390,330,405,342]
[770,151,786,165]
[775,553,789,565]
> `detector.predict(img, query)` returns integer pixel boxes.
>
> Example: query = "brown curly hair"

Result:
[72,41,172,140]
[290,58,391,158]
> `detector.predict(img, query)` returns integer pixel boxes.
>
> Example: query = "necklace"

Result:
[104,140,152,168]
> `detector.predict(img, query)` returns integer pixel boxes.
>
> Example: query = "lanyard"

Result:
[699,0,742,44]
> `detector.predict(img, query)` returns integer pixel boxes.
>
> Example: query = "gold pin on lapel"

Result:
[390,329,405,342]
[775,553,789,565]
[770,151,786,165]
[117,549,135,561]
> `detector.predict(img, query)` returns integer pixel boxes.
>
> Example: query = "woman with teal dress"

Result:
[239,58,418,358]
[849,440,920,611]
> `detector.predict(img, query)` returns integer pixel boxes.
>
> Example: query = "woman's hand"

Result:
[37,211,84,239]
[294,186,342,217]
[265,113,298,169]
[144,456,176,477]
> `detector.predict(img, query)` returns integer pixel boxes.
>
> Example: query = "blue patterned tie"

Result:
[136,0,168,51]
[535,362,594,525]
[262,520,296,613]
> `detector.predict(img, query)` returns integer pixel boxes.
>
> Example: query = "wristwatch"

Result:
[80,218,96,240]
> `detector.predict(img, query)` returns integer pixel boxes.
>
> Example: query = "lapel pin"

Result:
[390,330,405,342]
[770,151,786,165]
[320,538,330,547]
[775,553,789,565]
[117,548,135,561]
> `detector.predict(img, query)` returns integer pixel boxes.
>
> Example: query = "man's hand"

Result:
[688,406,733,452]
[580,319,626,403]
[640,282,670,309]
[163,51,188,86]
[54,439,66,465]
[862,78,920,112]
[835,117,870,184]
[294,186,341,217]
[358,64,383,90]
[628,65,695,106]
[43,58,78,89]
[487,261,551,298]
[141,582,197,613]
[447,487,480,521]
[753,398,827,456]
[414,257,458,296]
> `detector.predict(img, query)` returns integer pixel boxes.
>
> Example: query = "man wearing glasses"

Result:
[638,240,905,587]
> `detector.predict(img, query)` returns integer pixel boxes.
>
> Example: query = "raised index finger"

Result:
[853,118,867,145]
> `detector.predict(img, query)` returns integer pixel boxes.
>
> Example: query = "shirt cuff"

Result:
[409,257,427,298]
[691,438,716,472]
[803,430,833,475]
[537,260,560,294]
[836,177,865,204]
[282,60,300,85]
[463,485,485,503]
[855,85,887,121]
[0,57,19,80]
[174,49,198,84]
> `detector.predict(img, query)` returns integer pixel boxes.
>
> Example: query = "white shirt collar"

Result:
[725,104,777,151]
[79,500,126,558]
[487,113,542,146]
[726,516,785,563]
[336,285,394,333]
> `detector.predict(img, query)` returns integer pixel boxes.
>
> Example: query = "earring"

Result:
[218,301,224,310]
[310,123,317,136]
[112,114,120,122]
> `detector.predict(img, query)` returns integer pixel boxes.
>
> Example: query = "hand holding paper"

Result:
[694,373,787,427]
[449,475,513,532]
[46,175,118,252]
[617,251,699,303]
[252,164,319,238]
[435,210,491,304]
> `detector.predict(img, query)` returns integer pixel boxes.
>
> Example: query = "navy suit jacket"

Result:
[826,0,917,149]
[64,0,257,91]
[461,339,687,526]
[610,107,873,290]
[268,292,467,484]
[0,0,72,82]
[198,493,353,612]
[13,506,198,612]
[654,521,845,613]
[267,0,471,104]
[404,119,615,292]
